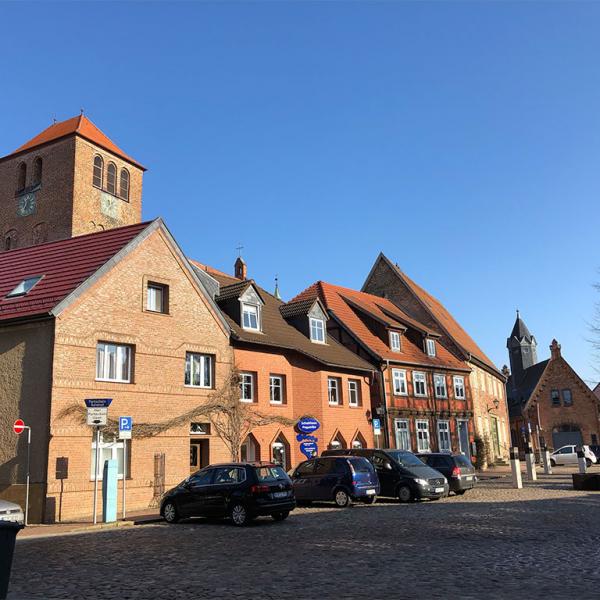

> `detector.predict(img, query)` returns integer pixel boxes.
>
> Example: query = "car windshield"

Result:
[386,451,426,467]
[453,455,473,468]
[254,466,289,482]
[349,458,373,473]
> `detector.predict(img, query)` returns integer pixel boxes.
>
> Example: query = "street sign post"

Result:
[372,418,381,435]
[13,419,31,525]
[86,399,112,524]
[118,417,132,519]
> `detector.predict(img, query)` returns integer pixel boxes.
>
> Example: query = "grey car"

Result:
[0,499,24,524]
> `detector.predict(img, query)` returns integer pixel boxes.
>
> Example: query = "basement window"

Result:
[6,275,43,298]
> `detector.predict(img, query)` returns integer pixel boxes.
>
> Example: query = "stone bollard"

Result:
[525,445,537,481]
[577,448,587,474]
[510,447,523,489]
[541,445,552,475]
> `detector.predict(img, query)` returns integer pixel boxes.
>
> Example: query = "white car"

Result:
[550,445,597,467]
[0,499,24,524]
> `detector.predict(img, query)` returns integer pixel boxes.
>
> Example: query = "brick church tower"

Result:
[0,114,145,251]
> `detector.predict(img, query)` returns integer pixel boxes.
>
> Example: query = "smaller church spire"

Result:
[274,275,281,300]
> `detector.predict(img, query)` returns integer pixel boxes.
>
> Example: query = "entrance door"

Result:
[490,417,500,458]
[457,420,470,455]
[190,440,210,473]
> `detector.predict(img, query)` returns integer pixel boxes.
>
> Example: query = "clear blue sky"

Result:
[1,2,599,386]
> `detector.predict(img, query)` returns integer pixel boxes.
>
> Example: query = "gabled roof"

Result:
[279,298,319,319]
[217,280,256,302]
[506,360,550,417]
[205,271,373,373]
[1,115,145,170]
[291,281,468,371]
[364,253,500,376]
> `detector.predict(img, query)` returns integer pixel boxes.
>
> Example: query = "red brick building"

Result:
[291,281,475,456]
[191,260,375,469]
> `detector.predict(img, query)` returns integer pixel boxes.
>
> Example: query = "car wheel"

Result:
[397,485,414,503]
[550,459,556,467]
[162,501,179,524]
[586,459,592,468]
[334,489,352,508]
[271,511,290,522]
[230,503,251,526]
[362,496,377,505]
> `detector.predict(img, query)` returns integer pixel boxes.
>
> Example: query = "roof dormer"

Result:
[239,285,264,332]
[280,297,329,344]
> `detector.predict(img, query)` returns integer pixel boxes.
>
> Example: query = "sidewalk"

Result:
[18,509,162,540]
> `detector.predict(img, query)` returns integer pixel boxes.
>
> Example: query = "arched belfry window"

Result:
[119,168,130,200]
[107,162,117,195]
[17,163,27,191]
[33,157,43,186]
[93,155,103,188]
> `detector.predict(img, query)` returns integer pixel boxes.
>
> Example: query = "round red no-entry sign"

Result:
[13,419,25,434]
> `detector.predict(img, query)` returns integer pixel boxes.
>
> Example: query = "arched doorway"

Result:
[271,433,291,470]
[352,431,367,449]
[241,434,260,462]
[328,431,347,450]
[552,424,583,449]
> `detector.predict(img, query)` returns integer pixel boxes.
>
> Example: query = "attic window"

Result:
[242,303,260,331]
[7,276,42,298]
[310,317,326,343]
[389,331,401,352]
[426,338,436,357]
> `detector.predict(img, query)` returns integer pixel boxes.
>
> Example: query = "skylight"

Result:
[6,276,43,298]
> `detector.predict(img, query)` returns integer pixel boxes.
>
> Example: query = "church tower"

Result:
[506,310,538,386]
[0,114,145,251]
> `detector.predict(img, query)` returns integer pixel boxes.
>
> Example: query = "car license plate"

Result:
[366,489,376,495]
[465,475,473,481]
[273,491,288,499]
[435,487,444,493]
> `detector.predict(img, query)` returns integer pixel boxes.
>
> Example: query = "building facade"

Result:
[362,253,510,466]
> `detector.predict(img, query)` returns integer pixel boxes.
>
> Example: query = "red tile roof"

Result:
[188,260,239,285]
[2,115,145,170]
[0,221,152,323]
[291,281,468,371]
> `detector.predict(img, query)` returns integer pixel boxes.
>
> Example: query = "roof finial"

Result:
[516,308,520,318]
[236,244,244,258]
[274,275,281,300]
[52,114,57,125]
[80,107,84,116]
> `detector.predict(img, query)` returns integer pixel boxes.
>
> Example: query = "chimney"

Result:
[550,339,561,360]
[234,256,247,280]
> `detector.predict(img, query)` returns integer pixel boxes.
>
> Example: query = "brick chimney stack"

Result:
[235,256,247,280]
[550,339,561,360]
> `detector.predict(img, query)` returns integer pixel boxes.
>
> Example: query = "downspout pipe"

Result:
[379,360,391,448]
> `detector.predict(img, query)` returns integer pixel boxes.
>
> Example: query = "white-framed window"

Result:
[416,420,431,452]
[269,375,284,404]
[147,283,168,313]
[389,331,401,352]
[185,353,213,388]
[240,372,254,402]
[437,420,451,452]
[392,369,408,395]
[348,379,360,407]
[242,303,260,331]
[453,376,466,399]
[90,433,127,480]
[96,342,132,383]
[434,374,447,398]
[413,371,428,397]
[328,377,340,405]
[426,339,436,357]
[310,317,326,343]
[394,419,411,451]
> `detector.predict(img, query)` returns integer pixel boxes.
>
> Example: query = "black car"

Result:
[160,462,296,526]
[291,455,380,507]
[322,448,449,502]
[416,453,476,495]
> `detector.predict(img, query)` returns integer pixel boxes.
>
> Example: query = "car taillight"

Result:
[451,466,461,479]
[250,484,270,495]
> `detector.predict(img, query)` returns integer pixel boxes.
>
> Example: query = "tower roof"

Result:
[1,114,146,170]
[509,310,534,341]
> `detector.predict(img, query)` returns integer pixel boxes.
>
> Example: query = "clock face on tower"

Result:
[17,192,36,217]
[100,192,119,219]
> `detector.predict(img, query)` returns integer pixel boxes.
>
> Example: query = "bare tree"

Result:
[59,367,296,461]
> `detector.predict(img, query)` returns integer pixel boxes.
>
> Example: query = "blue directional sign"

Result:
[297,417,320,434]
[119,417,132,432]
[372,418,381,435]
[296,433,318,443]
[85,398,112,408]
[300,441,318,458]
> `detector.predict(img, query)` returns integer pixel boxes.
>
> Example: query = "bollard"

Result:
[541,445,552,475]
[525,445,537,481]
[577,448,587,474]
[510,447,523,489]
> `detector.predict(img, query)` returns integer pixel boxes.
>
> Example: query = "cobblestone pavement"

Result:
[8,473,600,600]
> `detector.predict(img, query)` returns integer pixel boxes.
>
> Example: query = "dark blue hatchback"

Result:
[291,455,380,507]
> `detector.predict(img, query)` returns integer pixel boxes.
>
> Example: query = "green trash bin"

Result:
[0,521,24,600]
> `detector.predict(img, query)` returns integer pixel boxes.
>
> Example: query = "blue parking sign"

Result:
[119,416,132,439]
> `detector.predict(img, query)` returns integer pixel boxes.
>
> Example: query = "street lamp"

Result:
[487,399,500,413]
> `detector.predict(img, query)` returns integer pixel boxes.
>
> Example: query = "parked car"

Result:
[0,499,24,524]
[160,462,296,526]
[322,448,449,502]
[416,453,476,495]
[588,445,600,462]
[550,445,597,467]
[290,455,379,507]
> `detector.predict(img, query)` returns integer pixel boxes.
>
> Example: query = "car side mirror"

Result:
[384,462,393,471]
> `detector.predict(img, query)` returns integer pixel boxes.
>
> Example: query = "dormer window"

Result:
[310,317,326,343]
[242,303,260,331]
[389,331,401,352]
[7,275,43,298]
[426,338,436,357]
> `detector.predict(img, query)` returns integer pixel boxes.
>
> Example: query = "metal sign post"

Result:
[13,419,31,525]
[118,417,132,520]
[93,426,100,525]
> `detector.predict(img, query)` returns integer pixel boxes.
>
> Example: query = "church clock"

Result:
[17,192,36,217]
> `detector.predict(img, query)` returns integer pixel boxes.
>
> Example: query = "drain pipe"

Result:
[379,360,391,449]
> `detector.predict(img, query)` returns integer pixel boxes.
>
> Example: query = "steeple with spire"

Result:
[506,310,538,387]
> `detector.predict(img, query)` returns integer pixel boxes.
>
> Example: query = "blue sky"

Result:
[1,2,599,386]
